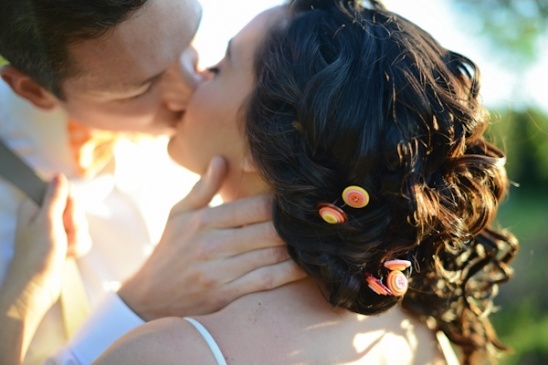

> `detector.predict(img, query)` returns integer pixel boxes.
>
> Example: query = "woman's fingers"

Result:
[202,194,274,229]
[216,259,306,306]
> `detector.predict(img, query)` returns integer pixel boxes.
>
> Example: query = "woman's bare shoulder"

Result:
[92,317,219,365]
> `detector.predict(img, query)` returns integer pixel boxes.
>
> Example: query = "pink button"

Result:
[386,271,408,296]
[342,185,370,208]
[365,273,390,296]
[384,259,411,271]
[318,203,347,224]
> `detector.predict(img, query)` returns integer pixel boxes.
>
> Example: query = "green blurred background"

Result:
[448,1,547,364]
[1,0,546,363]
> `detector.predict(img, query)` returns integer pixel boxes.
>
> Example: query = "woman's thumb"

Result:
[170,156,228,215]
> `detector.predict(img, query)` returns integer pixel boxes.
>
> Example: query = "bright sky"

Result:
[193,0,548,114]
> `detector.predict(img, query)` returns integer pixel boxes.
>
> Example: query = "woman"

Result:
[98,0,517,363]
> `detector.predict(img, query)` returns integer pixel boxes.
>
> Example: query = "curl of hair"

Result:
[246,1,518,364]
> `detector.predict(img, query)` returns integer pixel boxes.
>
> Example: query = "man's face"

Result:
[58,0,202,135]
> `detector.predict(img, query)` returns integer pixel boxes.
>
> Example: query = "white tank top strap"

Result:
[184,317,227,365]
[436,331,460,365]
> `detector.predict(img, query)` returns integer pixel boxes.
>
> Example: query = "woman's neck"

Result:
[218,169,271,202]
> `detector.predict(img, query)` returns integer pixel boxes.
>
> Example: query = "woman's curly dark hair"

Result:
[246,1,519,364]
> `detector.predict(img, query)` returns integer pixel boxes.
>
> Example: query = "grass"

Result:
[494,299,548,365]
[491,184,548,365]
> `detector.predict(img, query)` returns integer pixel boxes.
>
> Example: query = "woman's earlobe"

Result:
[0,65,58,110]
[242,153,258,173]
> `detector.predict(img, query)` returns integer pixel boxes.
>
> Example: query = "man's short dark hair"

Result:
[0,0,148,98]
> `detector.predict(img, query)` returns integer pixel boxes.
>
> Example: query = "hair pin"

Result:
[318,203,347,224]
[365,273,391,295]
[342,185,369,208]
[365,259,411,297]
[318,185,369,224]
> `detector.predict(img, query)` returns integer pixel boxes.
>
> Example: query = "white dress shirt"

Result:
[0,80,198,365]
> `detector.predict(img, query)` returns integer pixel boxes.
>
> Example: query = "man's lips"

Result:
[167,111,184,130]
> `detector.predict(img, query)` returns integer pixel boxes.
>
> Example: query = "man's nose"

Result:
[163,46,203,112]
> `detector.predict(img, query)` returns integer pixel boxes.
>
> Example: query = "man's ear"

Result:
[0,65,58,110]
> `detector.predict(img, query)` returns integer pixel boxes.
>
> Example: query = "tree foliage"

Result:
[488,107,548,187]
[451,0,547,65]
[449,2,548,364]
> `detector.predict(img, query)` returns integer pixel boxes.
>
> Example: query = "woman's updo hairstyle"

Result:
[246,1,518,363]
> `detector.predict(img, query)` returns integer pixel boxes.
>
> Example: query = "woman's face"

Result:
[168,7,285,176]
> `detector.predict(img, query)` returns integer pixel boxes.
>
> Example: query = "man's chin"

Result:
[122,126,175,139]
[162,127,177,136]
[149,122,178,136]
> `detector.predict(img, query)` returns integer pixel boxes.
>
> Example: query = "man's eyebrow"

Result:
[98,72,161,95]
[87,72,162,96]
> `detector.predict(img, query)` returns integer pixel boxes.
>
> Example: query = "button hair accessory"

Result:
[318,185,369,224]
[318,203,347,224]
[342,185,369,208]
[365,259,411,297]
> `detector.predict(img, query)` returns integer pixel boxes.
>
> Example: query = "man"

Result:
[0,0,303,364]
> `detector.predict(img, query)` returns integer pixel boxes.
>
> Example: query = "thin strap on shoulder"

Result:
[184,317,227,365]
[436,331,460,365]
